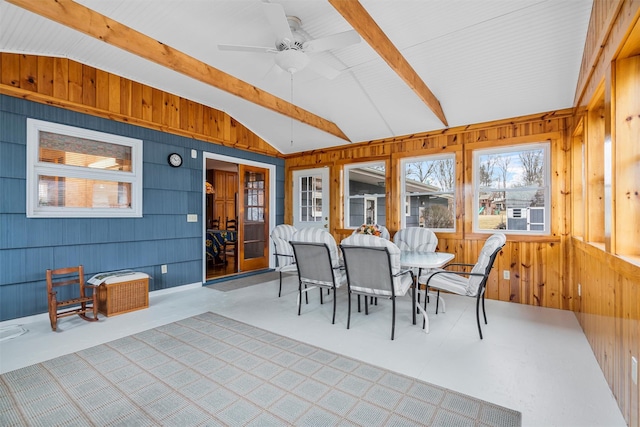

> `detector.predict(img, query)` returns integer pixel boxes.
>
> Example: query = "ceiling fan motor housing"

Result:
[276,16,305,51]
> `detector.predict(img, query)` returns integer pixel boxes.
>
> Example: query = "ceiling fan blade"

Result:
[302,30,361,53]
[262,1,293,43]
[218,44,276,53]
[307,57,341,80]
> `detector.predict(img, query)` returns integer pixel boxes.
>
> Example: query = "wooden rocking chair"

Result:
[46,265,99,331]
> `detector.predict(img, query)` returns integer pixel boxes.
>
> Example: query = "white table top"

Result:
[400,251,454,269]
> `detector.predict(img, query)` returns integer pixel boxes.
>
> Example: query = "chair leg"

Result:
[357,295,361,312]
[391,297,396,340]
[347,292,352,330]
[222,242,227,265]
[438,293,447,313]
[482,291,488,324]
[78,300,98,322]
[365,295,369,315]
[332,287,337,324]
[278,271,283,297]
[476,293,484,340]
[419,299,430,333]
[435,290,441,314]
[319,287,324,304]
[298,281,303,316]
[48,295,57,332]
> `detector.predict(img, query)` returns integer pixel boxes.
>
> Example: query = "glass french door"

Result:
[238,165,269,271]
[292,168,330,230]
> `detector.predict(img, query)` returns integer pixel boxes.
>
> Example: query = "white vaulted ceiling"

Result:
[0,0,593,154]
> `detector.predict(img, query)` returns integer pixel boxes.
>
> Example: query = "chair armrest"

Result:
[443,262,475,270]
[274,253,294,268]
[394,269,414,279]
[424,270,488,286]
[275,253,294,258]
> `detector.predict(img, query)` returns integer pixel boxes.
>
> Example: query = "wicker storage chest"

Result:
[94,272,149,316]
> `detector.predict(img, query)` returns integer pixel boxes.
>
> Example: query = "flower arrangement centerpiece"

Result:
[356,223,381,237]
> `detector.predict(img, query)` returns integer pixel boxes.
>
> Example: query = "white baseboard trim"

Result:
[148,282,202,298]
[0,282,204,327]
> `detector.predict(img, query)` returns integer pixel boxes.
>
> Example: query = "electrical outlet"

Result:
[161,264,168,274]
[632,356,638,385]
[503,270,510,280]
[578,284,581,297]
[187,214,198,222]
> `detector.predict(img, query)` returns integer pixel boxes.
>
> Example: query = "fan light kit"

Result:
[275,49,310,74]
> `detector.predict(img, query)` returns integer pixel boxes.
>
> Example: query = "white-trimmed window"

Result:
[402,154,456,231]
[27,119,143,218]
[344,161,386,227]
[473,143,550,234]
[298,175,323,222]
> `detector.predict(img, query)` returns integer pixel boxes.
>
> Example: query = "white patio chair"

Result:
[394,227,438,252]
[270,224,297,297]
[290,228,345,324]
[340,234,415,340]
[394,226,439,306]
[418,233,506,339]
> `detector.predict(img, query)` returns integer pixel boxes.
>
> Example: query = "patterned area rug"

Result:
[0,313,521,426]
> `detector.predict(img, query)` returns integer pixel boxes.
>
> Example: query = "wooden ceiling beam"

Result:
[7,0,350,142]
[329,0,448,127]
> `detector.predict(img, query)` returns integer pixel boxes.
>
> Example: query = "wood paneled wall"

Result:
[0,53,281,157]
[572,238,639,427]
[572,3,640,424]
[285,111,574,310]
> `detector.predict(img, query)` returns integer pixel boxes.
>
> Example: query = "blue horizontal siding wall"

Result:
[0,95,284,321]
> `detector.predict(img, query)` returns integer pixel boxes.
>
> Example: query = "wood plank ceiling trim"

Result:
[329,0,449,127]
[7,0,351,143]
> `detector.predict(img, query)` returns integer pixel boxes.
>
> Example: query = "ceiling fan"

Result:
[218,2,361,79]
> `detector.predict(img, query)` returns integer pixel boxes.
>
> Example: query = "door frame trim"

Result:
[202,152,276,282]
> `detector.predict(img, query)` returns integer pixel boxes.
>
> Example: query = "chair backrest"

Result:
[271,224,297,267]
[467,233,507,295]
[340,234,402,294]
[340,234,400,296]
[290,241,336,287]
[393,227,438,252]
[209,216,221,230]
[290,228,340,267]
[225,217,237,231]
[351,225,391,240]
[46,265,86,299]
